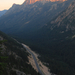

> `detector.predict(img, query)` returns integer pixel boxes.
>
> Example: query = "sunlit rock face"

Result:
[25,0,66,4]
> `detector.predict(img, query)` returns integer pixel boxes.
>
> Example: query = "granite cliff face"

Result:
[49,1,75,32]
[25,0,66,4]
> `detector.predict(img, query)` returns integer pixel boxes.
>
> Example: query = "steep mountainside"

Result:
[0,0,75,75]
[0,31,40,75]
[0,0,72,35]
[49,1,75,32]
[12,1,75,75]
[25,1,75,75]
[0,10,7,17]
[37,0,75,43]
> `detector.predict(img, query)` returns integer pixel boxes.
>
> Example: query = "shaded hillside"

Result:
[16,1,75,75]
[0,0,75,75]
[48,0,75,32]
[0,31,40,75]
[0,0,72,35]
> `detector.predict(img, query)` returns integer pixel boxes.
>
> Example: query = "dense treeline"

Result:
[15,27,75,75]
[0,40,8,75]
[1,1,74,74]
[22,39,75,75]
[0,31,41,75]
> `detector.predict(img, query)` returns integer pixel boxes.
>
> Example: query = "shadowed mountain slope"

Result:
[0,0,72,35]
[28,1,75,75]
[0,0,75,75]
[0,31,41,75]
[16,1,75,75]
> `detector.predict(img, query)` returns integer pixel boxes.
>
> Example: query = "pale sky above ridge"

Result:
[0,0,25,11]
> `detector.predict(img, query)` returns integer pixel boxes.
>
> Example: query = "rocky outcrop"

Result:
[50,1,75,31]
[25,0,67,5]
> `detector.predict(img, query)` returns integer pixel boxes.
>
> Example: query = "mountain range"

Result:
[0,10,7,17]
[0,0,72,35]
[0,0,75,75]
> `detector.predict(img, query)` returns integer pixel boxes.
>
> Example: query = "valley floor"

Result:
[22,44,51,75]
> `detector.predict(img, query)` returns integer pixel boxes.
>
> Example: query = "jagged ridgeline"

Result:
[0,31,40,75]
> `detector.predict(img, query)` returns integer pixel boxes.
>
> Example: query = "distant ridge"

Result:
[0,10,7,17]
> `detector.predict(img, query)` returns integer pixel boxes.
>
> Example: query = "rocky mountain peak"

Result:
[12,3,16,6]
[25,0,67,5]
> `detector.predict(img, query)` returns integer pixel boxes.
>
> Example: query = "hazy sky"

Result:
[0,0,25,11]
